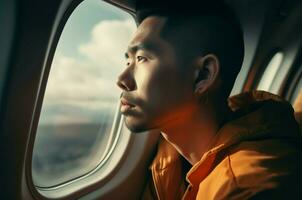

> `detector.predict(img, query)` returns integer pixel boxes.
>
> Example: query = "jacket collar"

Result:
[186,90,301,185]
[150,91,301,193]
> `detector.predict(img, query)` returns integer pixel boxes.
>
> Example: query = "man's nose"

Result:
[116,68,135,91]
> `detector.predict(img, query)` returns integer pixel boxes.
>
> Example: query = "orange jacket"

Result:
[142,91,302,200]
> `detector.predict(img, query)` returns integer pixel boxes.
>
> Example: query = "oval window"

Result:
[32,0,136,188]
[257,52,284,91]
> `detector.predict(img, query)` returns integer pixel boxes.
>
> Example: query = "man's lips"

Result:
[120,97,135,107]
[120,97,136,113]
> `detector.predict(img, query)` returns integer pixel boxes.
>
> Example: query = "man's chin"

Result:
[124,118,153,133]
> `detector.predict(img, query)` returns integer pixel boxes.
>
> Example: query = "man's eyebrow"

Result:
[126,43,158,56]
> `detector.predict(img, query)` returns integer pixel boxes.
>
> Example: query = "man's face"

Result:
[117,16,197,132]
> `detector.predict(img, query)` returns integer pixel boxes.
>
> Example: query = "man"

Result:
[116,1,302,199]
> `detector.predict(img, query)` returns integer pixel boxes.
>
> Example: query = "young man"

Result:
[116,1,302,199]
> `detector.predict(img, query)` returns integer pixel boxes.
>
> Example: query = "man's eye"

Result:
[137,56,146,62]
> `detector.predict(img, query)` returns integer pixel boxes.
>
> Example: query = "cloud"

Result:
[79,19,136,77]
[40,19,136,125]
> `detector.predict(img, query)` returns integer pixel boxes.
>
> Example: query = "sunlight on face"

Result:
[118,16,197,132]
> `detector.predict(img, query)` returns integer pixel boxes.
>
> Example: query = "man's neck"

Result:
[160,104,229,165]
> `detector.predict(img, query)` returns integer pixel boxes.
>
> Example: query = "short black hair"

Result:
[136,0,244,98]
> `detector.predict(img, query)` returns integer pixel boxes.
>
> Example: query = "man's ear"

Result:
[194,54,220,94]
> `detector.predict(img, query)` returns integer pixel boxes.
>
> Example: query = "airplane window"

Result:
[32,0,136,188]
[257,52,284,91]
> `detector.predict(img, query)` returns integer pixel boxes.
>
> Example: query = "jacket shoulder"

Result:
[197,139,302,199]
[227,139,302,198]
[229,139,302,181]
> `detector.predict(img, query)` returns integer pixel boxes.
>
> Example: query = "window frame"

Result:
[245,48,282,91]
[256,50,284,91]
[282,47,302,103]
[25,0,138,199]
[246,47,295,95]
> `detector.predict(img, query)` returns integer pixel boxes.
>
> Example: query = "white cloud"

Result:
[40,19,136,125]
[79,19,136,77]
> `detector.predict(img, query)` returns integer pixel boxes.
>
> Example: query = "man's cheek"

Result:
[136,67,160,97]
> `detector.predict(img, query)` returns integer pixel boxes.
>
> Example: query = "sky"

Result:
[39,0,136,125]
